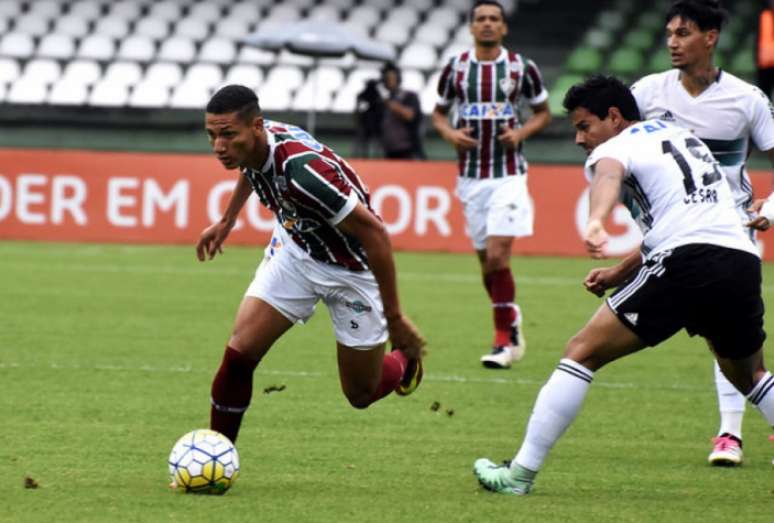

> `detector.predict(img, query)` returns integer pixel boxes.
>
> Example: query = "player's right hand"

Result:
[446,127,478,152]
[584,219,608,259]
[196,220,232,261]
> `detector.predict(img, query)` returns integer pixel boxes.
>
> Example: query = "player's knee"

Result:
[564,335,602,371]
[343,386,377,409]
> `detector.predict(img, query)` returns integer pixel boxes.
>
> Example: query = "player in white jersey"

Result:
[630,0,774,466]
[473,75,774,495]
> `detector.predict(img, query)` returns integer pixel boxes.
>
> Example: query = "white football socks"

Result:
[747,371,774,427]
[512,358,594,473]
[714,360,745,439]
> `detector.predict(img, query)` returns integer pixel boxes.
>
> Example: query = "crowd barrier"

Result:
[1,148,772,259]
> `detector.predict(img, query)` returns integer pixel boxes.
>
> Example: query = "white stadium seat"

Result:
[307,5,340,22]
[54,15,90,38]
[285,0,316,9]
[157,36,196,63]
[256,82,292,111]
[117,35,157,62]
[331,89,356,113]
[129,82,170,108]
[224,64,263,89]
[69,0,104,21]
[199,38,236,64]
[61,60,102,86]
[214,18,251,40]
[399,43,437,70]
[0,0,21,18]
[427,8,462,30]
[227,2,263,24]
[401,69,425,93]
[263,5,301,24]
[0,57,21,84]
[21,59,62,86]
[264,65,304,91]
[414,23,451,48]
[189,3,223,22]
[89,80,129,107]
[1,33,36,59]
[77,34,116,61]
[94,17,131,39]
[14,14,50,37]
[109,1,143,20]
[7,78,48,104]
[184,63,223,90]
[148,1,184,22]
[135,18,170,41]
[307,66,345,94]
[0,81,6,102]
[277,50,314,67]
[37,34,76,60]
[347,6,380,29]
[237,46,276,66]
[170,82,211,109]
[103,61,143,88]
[407,0,434,10]
[385,6,420,26]
[28,1,63,19]
[175,18,211,42]
[325,0,356,8]
[49,80,89,105]
[339,20,369,38]
[453,25,474,46]
[375,23,411,47]
[144,62,184,88]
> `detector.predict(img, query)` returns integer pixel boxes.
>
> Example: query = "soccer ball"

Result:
[168,429,240,494]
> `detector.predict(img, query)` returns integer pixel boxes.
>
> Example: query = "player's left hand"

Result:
[497,124,522,149]
[746,198,772,231]
[584,219,608,259]
[387,313,426,359]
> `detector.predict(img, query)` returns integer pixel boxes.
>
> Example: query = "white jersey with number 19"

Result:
[584,119,759,259]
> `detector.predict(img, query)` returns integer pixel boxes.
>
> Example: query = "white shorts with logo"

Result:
[245,228,388,348]
[456,175,534,250]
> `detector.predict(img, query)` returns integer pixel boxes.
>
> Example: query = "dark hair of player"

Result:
[206,84,261,123]
[665,0,728,31]
[562,75,642,121]
[469,0,506,22]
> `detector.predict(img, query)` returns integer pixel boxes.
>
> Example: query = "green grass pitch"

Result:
[2,241,773,522]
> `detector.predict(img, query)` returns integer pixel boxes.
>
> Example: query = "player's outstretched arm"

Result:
[196,174,252,261]
[585,158,626,258]
[337,203,426,357]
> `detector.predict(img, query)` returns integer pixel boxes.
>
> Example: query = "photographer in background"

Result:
[378,63,426,160]
[353,79,384,158]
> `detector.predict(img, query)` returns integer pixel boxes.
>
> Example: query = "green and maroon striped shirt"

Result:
[436,48,548,179]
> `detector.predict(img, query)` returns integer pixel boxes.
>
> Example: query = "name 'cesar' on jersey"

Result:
[584,119,758,259]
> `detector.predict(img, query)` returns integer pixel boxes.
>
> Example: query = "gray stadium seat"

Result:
[109,0,143,20]
[427,8,461,30]
[69,0,104,21]
[227,2,264,24]
[414,23,451,48]
[307,5,340,22]
[0,0,21,18]
[237,46,276,66]
[22,59,62,87]
[148,1,184,22]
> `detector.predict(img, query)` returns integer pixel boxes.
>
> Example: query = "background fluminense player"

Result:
[630,0,774,466]
[196,85,425,447]
[431,0,551,369]
[473,75,774,495]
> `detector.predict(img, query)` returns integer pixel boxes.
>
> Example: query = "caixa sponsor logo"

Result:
[345,300,372,314]
[458,102,515,120]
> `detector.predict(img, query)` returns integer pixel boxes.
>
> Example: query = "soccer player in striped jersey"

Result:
[196,85,425,446]
[432,0,551,369]
[474,75,774,495]
[630,0,774,466]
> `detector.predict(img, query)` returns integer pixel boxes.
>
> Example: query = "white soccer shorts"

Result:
[456,175,534,250]
[245,233,388,348]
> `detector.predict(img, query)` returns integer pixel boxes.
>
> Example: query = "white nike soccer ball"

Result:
[168,429,240,494]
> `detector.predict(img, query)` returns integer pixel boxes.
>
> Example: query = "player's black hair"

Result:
[381,62,402,85]
[665,0,728,31]
[206,84,261,123]
[562,75,641,121]
[469,0,506,22]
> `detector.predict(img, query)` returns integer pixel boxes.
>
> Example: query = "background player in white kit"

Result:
[631,0,774,466]
[473,75,774,495]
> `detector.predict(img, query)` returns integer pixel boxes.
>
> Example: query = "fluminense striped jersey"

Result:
[241,120,374,271]
[632,69,774,224]
[436,47,548,179]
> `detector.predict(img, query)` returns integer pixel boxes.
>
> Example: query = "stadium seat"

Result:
[305,66,345,95]
[94,17,131,39]
[1,33,36,59]
[452,25,473,46]
[582,28,613,50]
[292,86,331,112]
[400,0,432,10]
[399,43,437,70]
[14,14,50,37]
[129,82,170,108]
[0,17,7,35]
[214,18,252,40]
[89,80,129,107]
[426,8,461,30]
[339,20,370,38]
[199,38,237,64]
[54,15,91,38]
[325,0,356,8]
[21,59,62,86]
[254,81,292,111]
[331,89,356,113]
[401,69,425,93]
[49,80,89,105]
[0,0,21,18]
[307,5,340,22]
[277,50,314,67]
[566,47,603,75]
[189,3,223,22]
[0,81,6,103]
[414,23,451,48]
[596,10,625,32]
[608,48,645,78]
[103,61,143,88]
[144,62,184,88]
[347,6,380,30]
[69,0,104,21]
[7,78,48,104]
[438,43,470,67]
[636,12,663,32]
[237,46,276,66]
[109,0,143,20]
[646,50,671,73]
[148,1,184,22]
[385,6,419,27]
[28,1,63,19]
[227,2,264,24]
[184,63,224,90]
[37,34,76,60]
[135,18,171,41]
[157,36,196,63]
[224,64,263,89]
[375,23,411,47]
[624,28,655,51]
[175,18,212,42]
[264,65,305,91]
[118,35,157,62]
[77,34,116,61]
[320,52,356,68]
[264,5,301,24]
[0,56,21,85]
[61,59,102,86]
[170,82,211,109]
[548,73,583,115]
